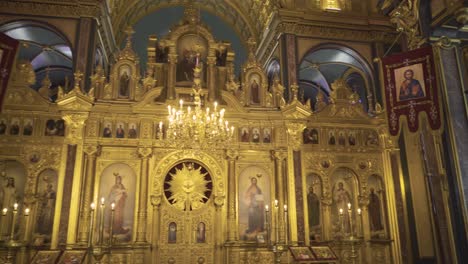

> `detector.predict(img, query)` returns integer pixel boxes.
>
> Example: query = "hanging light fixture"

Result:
[160,54,234,148]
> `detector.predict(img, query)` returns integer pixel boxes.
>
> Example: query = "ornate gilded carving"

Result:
[285,122,306,151]
[389,0,426,50]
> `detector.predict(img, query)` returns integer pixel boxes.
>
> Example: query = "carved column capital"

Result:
[150,194,162,207]
[137,147,153,159]
[167,54,178,64]
[286,122,306,151]
[61,112,90,140]
[225,149,239,161]
[271,150,287,161]
[83,144,101,157]
[207,56,217,65]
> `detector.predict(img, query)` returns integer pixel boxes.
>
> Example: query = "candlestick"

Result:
[10,205,17,241]
[89,203,95,247]
[357,208,362,237]
[265,205,270,245]
[283,205,288,245]
[274,200,279,243]
[99,198,105,245]
[339,208,344,236]
[109,203,115,246]
[348,205,354,238]
[23,208,30,242]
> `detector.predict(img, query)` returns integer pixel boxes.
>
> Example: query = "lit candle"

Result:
[274,199,278,208]
[179,99,183,109]
[214,101,218,111]
[13,203,18,211]
[99,198,105,245]
[24,208,30,216]
[339,208,343,215]
[2,208,7,216]
[89,202,95,247]
[265,205,269,212]
[347,203,351,210]
[111,203,115,211]
[109,202,115,246]
[284,205,288,212]
[206,107,210,114]
[357,208,362,215]
[101,197,105,206]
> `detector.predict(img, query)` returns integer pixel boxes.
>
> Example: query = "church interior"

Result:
[0,0,467,263]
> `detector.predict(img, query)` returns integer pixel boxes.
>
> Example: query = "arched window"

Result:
[0,21,73,96]
[298,44,374,112]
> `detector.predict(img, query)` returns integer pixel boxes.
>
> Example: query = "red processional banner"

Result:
[0,32,19,110]
[381,46,441,136]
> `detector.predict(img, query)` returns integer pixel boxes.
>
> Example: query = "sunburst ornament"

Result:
[166,163,210,210]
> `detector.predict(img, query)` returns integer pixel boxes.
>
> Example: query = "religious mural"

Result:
[305,173,322,241]
[238,166,270,242]
[34,169,58,243]
[0,160,26,240]
[367,174,387,238]
[118,65,131,98]
[98,163,136,243]
[330,168,358,238]
[176,34,208,84]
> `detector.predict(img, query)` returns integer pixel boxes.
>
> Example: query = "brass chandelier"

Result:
[161,59,234,148]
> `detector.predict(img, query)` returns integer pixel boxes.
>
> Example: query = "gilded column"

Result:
[136,147,153,243]
[207,56,216,102]
[272,150,287,243]
[150,195,162,262]
[77,144,101,244]
[226,149,239,242]
[214,194,225,264]
[167,53,177,100]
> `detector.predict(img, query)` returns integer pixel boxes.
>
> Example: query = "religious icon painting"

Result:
[348,131,356,146]
[168,222,177,243]
[29,152,40,163]
[310,246,338,260]
[128,122,138,139]
[118,65,131,98]
[330,168,357,238]
[34,169,58,239]
[306,173,322,240]
[30,250,61,264]
[45,119,57,136]
[240,127,249,142]
[196,222,206,243]
[367,174,387,238]
[381,46,441,136]
[116,122,125,138]
[248,73,261,105]
[0,117,7,135]
[289,246,316,261]
[338,131,346,146]
[55,119,65,136]
[328,130,336,145]
[303,128,310,144]
[102,121,113,138]
[98,163,136,243]
[238,166,270,241]
[9,117,20,135]
[262,128,272,143]
[309,129,319,144]
[251,127,260,143]
[23,118,33,136]
[57,250,87,264]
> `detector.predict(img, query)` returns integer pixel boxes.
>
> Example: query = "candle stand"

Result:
[88,198,115,264]
[265,200,290,264]
[1,203,30,264]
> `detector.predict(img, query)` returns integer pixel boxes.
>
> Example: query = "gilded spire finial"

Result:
[124,27,135,48]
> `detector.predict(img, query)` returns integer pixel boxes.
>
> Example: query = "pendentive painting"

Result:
[98,163,136,243]
[238,166,270,242]
[34,169,58,243]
